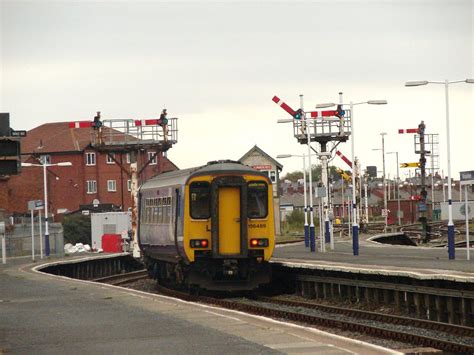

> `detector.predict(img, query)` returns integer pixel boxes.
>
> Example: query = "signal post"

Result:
[70,110,178,257]
[273,95,352,252]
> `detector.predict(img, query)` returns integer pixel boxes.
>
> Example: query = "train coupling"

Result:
[222,259,239,276]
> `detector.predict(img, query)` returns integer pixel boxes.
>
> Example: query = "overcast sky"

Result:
[1,0,473,180]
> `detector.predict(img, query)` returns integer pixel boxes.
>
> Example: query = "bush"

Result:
[63,214,91,245]
[286,209,305,226]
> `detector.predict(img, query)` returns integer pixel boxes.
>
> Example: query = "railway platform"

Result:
[273,233,474,282]
[0,255,398,354]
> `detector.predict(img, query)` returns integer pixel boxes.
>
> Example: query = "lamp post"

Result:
[317,99,387,255]
[387,151,401,225]
[22,160,72,256]
[277,153,309,247]
[373,132,388,232]
[405,78,474,259]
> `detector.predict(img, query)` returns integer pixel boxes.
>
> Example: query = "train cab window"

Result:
[248,182,268,219]
[190,182,210,219]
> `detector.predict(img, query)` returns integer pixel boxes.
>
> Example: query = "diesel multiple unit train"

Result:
[138,160,275,291]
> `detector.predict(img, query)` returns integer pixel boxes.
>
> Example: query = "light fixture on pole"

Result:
[387,151,401,225]
[405,78,474,259]
[316,99,387,255]
[372,133,388,232]
[22,160,72,256]
[277,153,309,247]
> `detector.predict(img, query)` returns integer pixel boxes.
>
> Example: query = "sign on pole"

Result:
[460,170,474,261]
[400,162,420,168]
[28,200,44,210]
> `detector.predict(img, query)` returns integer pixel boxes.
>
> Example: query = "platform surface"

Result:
[0,256,397,355]
[273,234,474,282]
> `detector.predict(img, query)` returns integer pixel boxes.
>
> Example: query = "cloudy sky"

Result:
[1,0,473,180]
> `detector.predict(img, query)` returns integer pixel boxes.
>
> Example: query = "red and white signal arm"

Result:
[134,119,160,126]
[68,121,94,129]
[398,128,418,134]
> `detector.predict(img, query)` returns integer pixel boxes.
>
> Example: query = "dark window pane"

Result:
[190,182,210,219]
[248,182,268,218]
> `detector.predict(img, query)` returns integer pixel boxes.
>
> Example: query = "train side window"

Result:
[248,182,268,219]
[190,182,210,219]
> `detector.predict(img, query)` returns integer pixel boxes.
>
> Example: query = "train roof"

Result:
[140,161,269,191]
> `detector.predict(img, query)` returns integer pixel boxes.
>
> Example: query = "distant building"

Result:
[239,145,283,234]
[0,122,177,218]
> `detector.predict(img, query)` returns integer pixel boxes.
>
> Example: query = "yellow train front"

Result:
[138,160,275,291]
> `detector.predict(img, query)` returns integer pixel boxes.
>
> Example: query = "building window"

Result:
[127,180,132,191]
[269,170,276,183]
[148,151,157,165]
[86,180,97,194]
[107,180,117,192]
[86,152,96,166]
[126,153,131,164]
[106,153,115,164]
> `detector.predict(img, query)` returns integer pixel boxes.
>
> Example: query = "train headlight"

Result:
[190,239,209,248]
[250,238,269,247]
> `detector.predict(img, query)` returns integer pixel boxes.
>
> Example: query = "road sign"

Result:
[381,209,390,217]
[460,170,474,185]
[10,130,27,137]
[315,187,327,198]
[410,195,422,201]
[28,200,44,210]
[400,162,420,168]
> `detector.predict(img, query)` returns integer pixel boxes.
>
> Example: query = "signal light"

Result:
[250,238,269,247]
[293,109,303,120]
[190,239,209,248]
[335,105,345,118]
[158,108,168,126]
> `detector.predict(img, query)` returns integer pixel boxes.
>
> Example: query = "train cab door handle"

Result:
[234,218,241,223]
[206,225,211,232]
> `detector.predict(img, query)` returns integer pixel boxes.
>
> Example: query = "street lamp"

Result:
[317,98,387,255]
[22,160,72,256]
[277,153,309,247]
[276,95,320,252]
[373,132,388,232]
[387,151,401,225]
[405,78,474,260]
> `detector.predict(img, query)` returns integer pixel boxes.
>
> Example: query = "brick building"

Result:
[0,122,177,217]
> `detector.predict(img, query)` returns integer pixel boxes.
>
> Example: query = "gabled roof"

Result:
[21,122,93,154]
[238,145,283,171]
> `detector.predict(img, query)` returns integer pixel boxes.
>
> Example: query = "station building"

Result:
[239,145,283,234]
[0,122,177,218]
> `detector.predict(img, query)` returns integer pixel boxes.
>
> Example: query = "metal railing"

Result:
[90,118,178,148]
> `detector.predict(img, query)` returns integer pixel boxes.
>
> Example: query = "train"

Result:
[138,160,275,291]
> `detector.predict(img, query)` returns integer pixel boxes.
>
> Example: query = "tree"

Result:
[281,170,304,182]
[63,214,91,245]
[282,164,344,183]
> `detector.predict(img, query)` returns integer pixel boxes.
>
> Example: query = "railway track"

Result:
[92,270,474,352]
[93,269,148,285]
[152,284,474,353]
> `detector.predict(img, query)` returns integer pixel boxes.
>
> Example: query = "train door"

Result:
[218,187,241,255]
